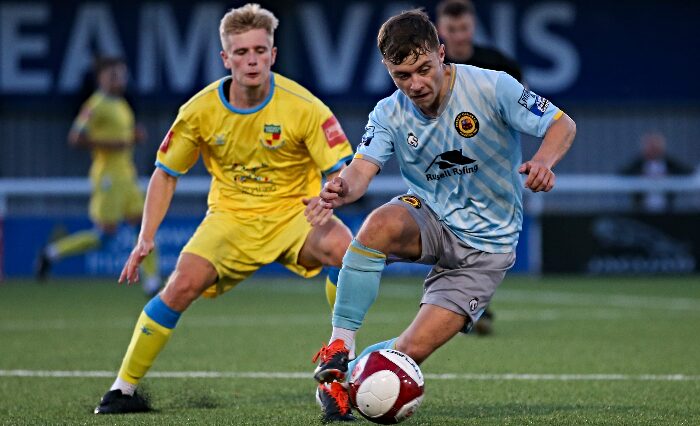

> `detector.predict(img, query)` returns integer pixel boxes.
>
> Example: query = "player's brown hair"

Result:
[219,3,279,50]
[377,10,440,65]
[436,0,476,19]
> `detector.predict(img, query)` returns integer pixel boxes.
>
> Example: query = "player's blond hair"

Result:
[219,3,279,50]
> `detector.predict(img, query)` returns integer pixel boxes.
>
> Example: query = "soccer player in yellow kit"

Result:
[94,4,354,414]
[36,57,161,296]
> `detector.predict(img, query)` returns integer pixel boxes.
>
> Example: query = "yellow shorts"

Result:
[182,205,321,298]
[89,175,144,225]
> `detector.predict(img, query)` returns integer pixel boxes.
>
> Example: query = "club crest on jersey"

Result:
[407,132,419,148]
[469,297,479,312]
[454,112,479,138]
[260,124,285,149]
[398,195,421,209]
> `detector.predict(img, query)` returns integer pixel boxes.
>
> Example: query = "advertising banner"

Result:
[542,214,699,274]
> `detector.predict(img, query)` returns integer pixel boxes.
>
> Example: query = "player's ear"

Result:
[438,44,445,63]
[220,50,232,70]
[270,46,277,66]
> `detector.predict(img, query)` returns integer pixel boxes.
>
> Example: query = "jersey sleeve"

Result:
[304,101,354,177]
[495,72,563,137]
[354,107,395,170]
[71,103,92,135]
[155,108,201,177]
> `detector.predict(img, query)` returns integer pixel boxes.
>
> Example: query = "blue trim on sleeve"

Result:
[322,155,353,177]
[144,295,181,329]
[155,160,183,177]
[218,74,275,114]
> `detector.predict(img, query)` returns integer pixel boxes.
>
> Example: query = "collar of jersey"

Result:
[218,73,275,114]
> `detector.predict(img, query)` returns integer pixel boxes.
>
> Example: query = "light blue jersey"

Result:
[356,64,562,253]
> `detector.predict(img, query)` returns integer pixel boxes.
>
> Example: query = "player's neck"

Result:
[228,77,271,109]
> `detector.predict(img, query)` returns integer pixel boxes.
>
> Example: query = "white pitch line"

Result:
[1,370,699,382]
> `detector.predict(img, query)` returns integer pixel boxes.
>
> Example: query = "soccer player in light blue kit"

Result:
[310,10,576,422]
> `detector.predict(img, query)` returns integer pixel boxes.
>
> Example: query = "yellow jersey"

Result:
[156,73,353,215]
[71,91,137,181]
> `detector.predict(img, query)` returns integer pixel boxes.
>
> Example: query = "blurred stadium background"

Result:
[1,0,699,279]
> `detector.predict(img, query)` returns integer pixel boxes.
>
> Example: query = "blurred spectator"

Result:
[36,56,161,296]
[436,0,524,336]
[621,131,694,213]
[436,0,522,82]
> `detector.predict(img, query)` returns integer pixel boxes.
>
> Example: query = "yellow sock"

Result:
[325,267,340,311]
[50,230,101,258]
[117,309,175,385]
[325,277,337,310]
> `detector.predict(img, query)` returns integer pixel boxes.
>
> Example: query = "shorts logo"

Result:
[322,115,347,148]
[398,195,421,209]
[261,124,285,149]
[469,297,479,312]
[454,112,479,138]
[159,130,173,153]
[407,132,419,148]
[518,89,550,117]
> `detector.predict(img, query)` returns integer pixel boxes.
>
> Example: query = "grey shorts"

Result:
[388,195,516,331]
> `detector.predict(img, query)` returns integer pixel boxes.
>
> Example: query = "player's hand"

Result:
[119,238,155,285]
[519,160,555,192]
[303,196,334,227]
[320,177,348,209]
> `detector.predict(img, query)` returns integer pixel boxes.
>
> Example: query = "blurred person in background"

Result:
[620,131,694,213]
[93,3,354,415]
[435,0,524,335]
[436,0,522,82]
[35,56,162,297]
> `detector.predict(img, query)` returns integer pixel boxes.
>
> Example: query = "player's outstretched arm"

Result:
[119,168,178,284]
[519,112,576,192]
[320,158,379,209]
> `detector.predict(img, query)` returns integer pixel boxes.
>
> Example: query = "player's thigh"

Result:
[89,177,125,226]
[394,303,466,364]
[181,211,259,298]
[298,216,352,268]
[356,200,421,259]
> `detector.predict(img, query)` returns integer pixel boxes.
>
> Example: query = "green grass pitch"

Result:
[1,275,699,425]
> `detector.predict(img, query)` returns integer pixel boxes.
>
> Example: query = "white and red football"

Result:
[348,349,424,424]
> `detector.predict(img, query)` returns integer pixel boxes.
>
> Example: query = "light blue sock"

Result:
[332,240,387,331]
[348,338,398,374]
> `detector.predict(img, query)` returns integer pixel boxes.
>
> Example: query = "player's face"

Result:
[437,14,475,56]
[99,64,127,95]
[385,46,447,115]
[221,28,277,89]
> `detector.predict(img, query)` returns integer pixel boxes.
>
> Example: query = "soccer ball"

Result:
[348,349,424,424]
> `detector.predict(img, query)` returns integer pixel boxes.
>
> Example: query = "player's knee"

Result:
[328,228,352,266]
[160,270,205,311]
[357,208,402,248]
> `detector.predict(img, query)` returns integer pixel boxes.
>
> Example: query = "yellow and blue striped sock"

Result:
[113,295,181,391]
